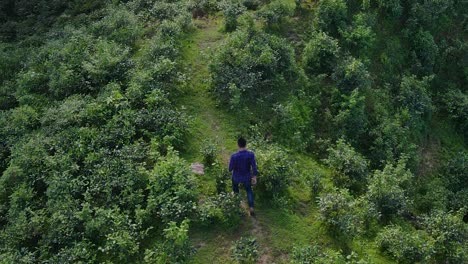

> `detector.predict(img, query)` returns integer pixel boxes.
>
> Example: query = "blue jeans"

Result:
[232,179,254,208]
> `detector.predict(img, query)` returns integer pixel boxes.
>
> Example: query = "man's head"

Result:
[237,137,247,149]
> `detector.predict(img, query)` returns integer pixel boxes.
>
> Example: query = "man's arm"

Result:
[251,153,258,177]
[228,155,233,172]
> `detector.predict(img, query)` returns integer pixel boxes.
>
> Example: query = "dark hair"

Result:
[237,137,247,148]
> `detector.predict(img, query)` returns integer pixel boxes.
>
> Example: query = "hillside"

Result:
[0,0,467,263]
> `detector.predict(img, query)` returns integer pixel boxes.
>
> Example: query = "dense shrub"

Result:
[188,0,220,18]
[397,75,433,131]
[210,24,302,109]
[366,158,413,218]
[144,219,195,263]
[376,225,434,263]
[271,96,314,150]
[220,0,247,32]
[231,236,259,264]
[332,56,371,93]
[200,138,218,166]
[340,12,376,57]
[258,0,295,31]
[315,0,347,35]
[198,192,242,228]
[422,210,468,263]
[409,29,438,76]
[291,244,346,264]
[441,88,467,138]
[318,188,361,237]
[375,0,402,17]
[252,142,294,199]
[325,139,369,192]
[146,148,198,224]
[302,31,339,76]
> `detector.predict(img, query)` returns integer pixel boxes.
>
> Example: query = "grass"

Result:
[178,18,240,164]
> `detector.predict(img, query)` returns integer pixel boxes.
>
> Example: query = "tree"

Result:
[210,24,301,109]
[315,0,347,35]
[377,225,434,263]
[325,138,369,192]
[302,31,340,76]
[366,158,413,218]
[332,56,371,93]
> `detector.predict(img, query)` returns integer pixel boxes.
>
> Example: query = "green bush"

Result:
[146,148,198,224]
[332,56,371,93]
[315,0,347,35]
[302,31,340,76]
[318,188,361,238]
[376,225,434,263]
[210,24,301,109]
[422,210,468,263]
[339,12,376,57]
[325,138,369,192]
[258,0,295,31]
[366,158,413,218]
[188,0,220,18]
[198,192,242,228]
[252,142,294,199]
[231,236,259,264]
[220,0,247,32]
[291,244,346,264]
[200,138,218,166]
[144,219,195,263]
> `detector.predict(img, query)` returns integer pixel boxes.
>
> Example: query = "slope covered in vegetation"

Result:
[0,0,466,263]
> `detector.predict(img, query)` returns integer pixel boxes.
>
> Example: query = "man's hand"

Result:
[251,176,257,185]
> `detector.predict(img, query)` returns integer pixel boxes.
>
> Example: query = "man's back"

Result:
[229,150,258,183]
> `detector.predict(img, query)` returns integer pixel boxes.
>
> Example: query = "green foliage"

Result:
[253,142,294,199]
[315,0,347,35]
[375,0,402,17]
[147,148,198,224]
[325,139,369,192]
[144,219,195,263]
[318,188,361,238]
[442,151,468,210]
[188,0,220,18]
[376,225,434,263]
[231,236,259,264]
[366,158,413,218]
[307,171,324,198]
[442,88,467,138]
[220,0,247,32]
[258,0,295,31]
[200,138,218,166]
[302,31,340,76]
[332,56,371,93]
[398,75,433,130]
[339,12,376,57]
[197,192,242,228]
[271,96,314,151]
[409,29,438,75]
[423,210,468,263]
[210,24,301,109]
[332,89,368,144]
[291,244,346,264]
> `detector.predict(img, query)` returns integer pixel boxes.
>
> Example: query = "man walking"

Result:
[229,137,258,216]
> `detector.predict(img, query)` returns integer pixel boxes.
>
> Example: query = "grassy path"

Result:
[178,18,278,263]
[177,17,389,264]
[178,18,238,164]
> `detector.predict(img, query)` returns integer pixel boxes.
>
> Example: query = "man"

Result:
[228,137,258,216]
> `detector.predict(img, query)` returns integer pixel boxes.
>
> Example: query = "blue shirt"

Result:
[229,150,258,183]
